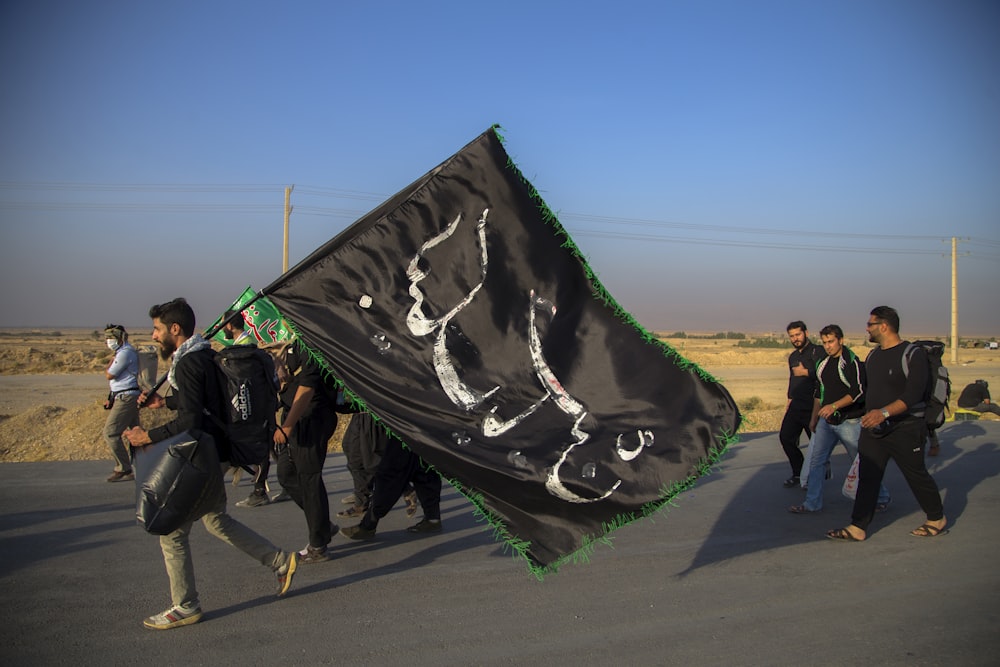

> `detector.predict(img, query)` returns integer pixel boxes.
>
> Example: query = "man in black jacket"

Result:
[124,298,297,630]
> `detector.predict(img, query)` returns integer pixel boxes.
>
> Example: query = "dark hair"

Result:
[223,309,246,330]
[819,324,843,339]
[869,306,899,333]
[787,320,807,333]
[149,298,196,337]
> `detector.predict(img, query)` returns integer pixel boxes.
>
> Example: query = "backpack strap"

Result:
[900,342,915,377]
[900,342,927,415]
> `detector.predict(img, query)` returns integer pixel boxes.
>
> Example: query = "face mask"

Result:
[106,339,120,351]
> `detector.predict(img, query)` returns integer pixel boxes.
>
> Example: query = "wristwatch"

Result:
[881,409,890,420]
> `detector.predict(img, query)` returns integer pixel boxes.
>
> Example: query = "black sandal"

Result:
[826,527,863,542]
[911,523,948,537]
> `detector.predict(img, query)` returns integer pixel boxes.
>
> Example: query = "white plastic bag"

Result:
[841,454,860,499]
[800,432,817,488]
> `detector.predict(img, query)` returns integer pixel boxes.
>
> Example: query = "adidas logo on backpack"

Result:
[215,346,280,466]
[231,382,253,421]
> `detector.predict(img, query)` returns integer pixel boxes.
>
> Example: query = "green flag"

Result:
[209,286,292,346]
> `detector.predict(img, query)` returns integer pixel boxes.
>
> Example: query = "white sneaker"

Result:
[143,602,203,630]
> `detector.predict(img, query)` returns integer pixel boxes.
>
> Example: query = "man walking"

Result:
[340,434,444,540]
[123,298,297,630]
[102,324,141,482]
[789,324,890,514]
[337,410,386,519]
[826,306,947,541]
[779,321,824,488]
[273,343,339,563]
[219,309,284,509]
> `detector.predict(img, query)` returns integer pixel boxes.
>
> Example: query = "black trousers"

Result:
[779,408,812,477]
[252,456,272,494]
[852,417,943,531]
[360,438,441,530]
[276,415,336,548]
[341,413,388,507]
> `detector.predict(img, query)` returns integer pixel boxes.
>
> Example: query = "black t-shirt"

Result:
[278,346,337,429]
[864,342,928,415]
[278,347,337,446]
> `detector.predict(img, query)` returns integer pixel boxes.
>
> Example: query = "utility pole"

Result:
[951,236,958,365]
[282,185,294,273]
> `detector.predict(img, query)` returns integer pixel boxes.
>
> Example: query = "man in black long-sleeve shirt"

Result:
[826,306,946,542]
[779,320,824,488]
[124,298,297,630]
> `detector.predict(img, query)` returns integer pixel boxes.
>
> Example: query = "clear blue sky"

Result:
[2,0,998,338]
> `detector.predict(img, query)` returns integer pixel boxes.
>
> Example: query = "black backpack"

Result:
[903,340,951,429]
[215,345,279,466]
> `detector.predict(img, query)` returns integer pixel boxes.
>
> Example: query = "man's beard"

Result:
[157,333,177,360]
[792,338,806,349]
[223,329,234,340]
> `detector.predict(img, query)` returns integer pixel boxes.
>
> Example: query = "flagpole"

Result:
[282,185,294,273]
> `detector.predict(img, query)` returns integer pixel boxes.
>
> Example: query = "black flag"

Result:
[266,126,740,574]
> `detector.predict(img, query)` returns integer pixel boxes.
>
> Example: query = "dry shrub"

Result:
[0,403,115,462]
[691,349,788,367]
[738,408,785,434]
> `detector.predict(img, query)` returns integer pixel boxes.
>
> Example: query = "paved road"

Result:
[1,423,997,666]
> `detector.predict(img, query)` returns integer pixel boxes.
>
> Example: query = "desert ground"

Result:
[1,327,997,464]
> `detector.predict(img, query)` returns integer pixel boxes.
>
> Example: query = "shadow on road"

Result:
[677,422,1000,576]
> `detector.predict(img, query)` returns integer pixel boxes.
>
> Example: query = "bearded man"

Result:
[123,298,297,630]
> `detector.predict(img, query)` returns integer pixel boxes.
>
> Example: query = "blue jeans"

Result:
[803,417,890,511]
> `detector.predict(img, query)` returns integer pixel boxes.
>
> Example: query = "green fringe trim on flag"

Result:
[533,431,736,579]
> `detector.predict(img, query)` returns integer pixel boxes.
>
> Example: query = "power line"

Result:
[0,181,283,193]
[569,229,947,254]
[560,212,948,242]
[294,186,388,201]
[965,253,1000,263]
[0,202,280,213]
[2,181,998,252]
[294,205,369,218]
